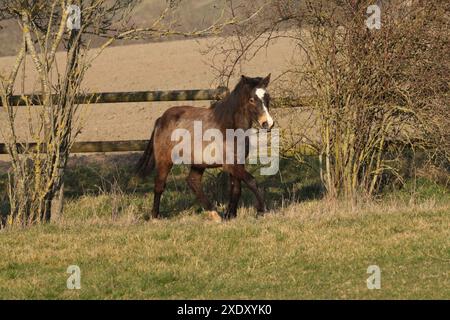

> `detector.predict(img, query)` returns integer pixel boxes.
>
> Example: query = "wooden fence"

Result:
[0,87,229,155]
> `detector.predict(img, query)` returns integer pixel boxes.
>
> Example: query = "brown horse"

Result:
[136,74,274,219]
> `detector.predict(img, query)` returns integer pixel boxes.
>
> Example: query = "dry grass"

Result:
[0,194,448,299]
[0,154,448,299]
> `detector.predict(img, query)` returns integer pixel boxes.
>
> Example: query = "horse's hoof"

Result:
[145,212,160,221]
[256,210,267,218]
[224,212,237,220]
[206,210,222,223]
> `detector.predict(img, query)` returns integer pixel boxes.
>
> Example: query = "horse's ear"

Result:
[241,75,249,83]
[260,73,271,87]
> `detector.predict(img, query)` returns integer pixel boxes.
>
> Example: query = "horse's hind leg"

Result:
[186,166,215,212]
[151,162,172,219]
[225,175,241,220]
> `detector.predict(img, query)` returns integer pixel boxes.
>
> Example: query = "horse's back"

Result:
[157,105,216,132]
[153,105,216,162]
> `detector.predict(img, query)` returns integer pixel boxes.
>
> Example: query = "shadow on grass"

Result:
[0,172,9,225]
[1,152,448,220]
[0,153,323,219]
[60,154,324,216]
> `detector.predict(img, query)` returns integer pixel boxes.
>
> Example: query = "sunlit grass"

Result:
[0,198,448,299]
[0,156,448,299]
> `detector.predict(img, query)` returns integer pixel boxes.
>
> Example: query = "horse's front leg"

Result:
[225,164,267,216]
[225,174,241,219]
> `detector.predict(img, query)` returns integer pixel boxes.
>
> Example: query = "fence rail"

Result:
[0,87,230,155]
[5,87,229,106]
[0,140,149,155]
[0,88,316,156]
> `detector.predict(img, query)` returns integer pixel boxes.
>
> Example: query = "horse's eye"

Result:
[249,98,255,104]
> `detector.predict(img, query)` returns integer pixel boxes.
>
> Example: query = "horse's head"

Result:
[241,74,274,131]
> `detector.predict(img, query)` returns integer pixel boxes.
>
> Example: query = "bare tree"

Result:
[208,0,449,200]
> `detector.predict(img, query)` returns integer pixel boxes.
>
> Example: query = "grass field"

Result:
[0,157,449,299]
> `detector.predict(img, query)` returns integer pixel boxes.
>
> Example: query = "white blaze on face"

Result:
[255,88,274,128]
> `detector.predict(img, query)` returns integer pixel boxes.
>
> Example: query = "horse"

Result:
[136,74,274,220]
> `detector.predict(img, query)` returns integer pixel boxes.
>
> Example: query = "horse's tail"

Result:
[136,119,159,178]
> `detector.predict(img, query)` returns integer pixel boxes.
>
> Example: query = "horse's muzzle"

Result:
[261,121,273,132]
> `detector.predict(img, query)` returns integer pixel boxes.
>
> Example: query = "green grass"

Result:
[0,200,448,299]
[0,156,448,299]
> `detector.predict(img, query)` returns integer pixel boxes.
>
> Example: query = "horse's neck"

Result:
[213,90,251,130]
[233,105,251,130]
